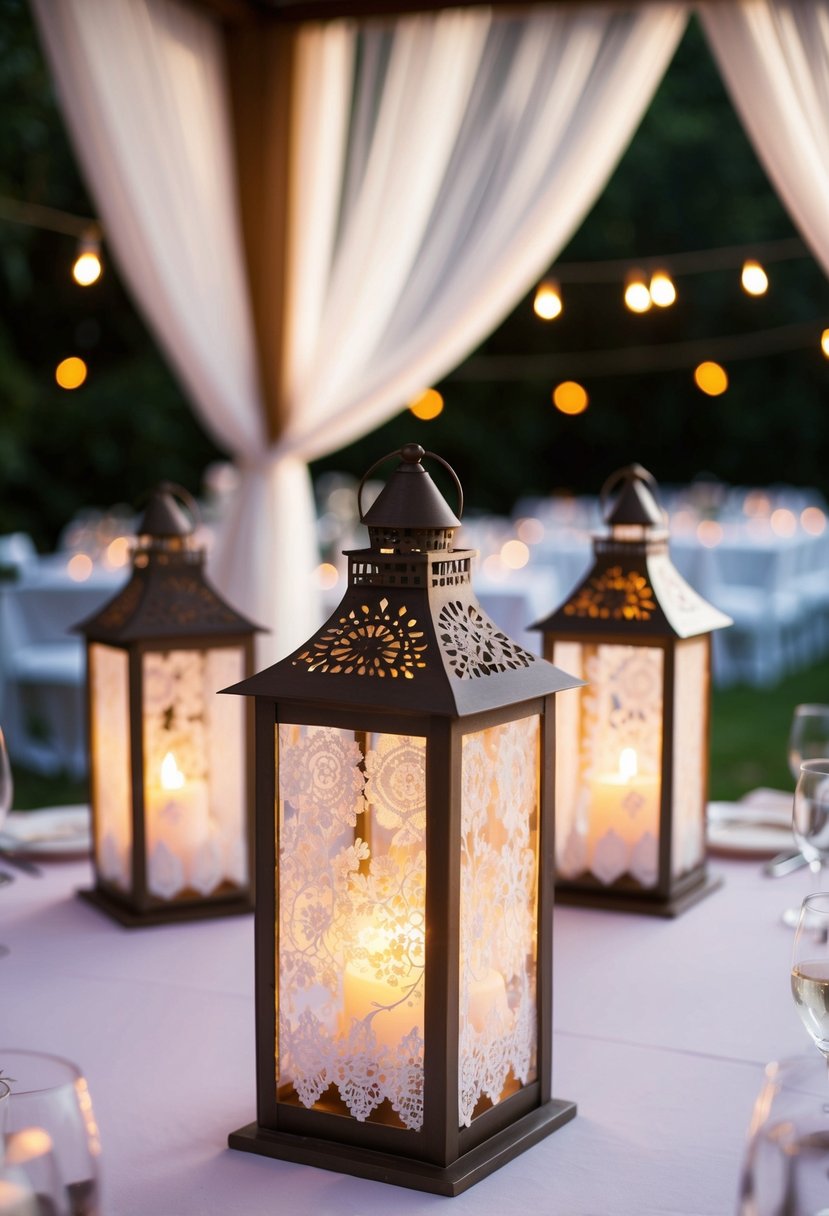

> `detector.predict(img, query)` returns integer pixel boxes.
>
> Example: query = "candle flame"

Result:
[619,748,638,781]
[160,751,185,791]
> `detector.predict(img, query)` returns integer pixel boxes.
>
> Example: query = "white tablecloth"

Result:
[2,845,811,1215]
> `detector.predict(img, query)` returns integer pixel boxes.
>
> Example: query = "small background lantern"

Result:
[76,483,259,926]
[534,464,731,916]
[226,444,581,1195]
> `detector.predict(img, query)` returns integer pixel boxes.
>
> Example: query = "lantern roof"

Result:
[75,483,261,643]
[227,445,581,717]
[533,464,732,640]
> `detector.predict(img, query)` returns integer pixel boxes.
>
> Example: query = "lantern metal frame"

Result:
[226,445,581,1195]
[75,484,260,927]
[533,465,731,918]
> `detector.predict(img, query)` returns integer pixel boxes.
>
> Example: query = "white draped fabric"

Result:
[31,0,688,664]
[699,0,829,280]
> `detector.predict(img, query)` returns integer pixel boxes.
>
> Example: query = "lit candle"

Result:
[342,920,425,1050]
[587,746,660,858]
[146,751,210,872]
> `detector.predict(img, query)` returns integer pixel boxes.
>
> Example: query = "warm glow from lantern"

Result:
[770,508,797,537]
[408,388,444,421]
[67,553,93,581]
[516,517,545,544]
[553,381,588,415]
[696,519,724,548]
[160,751,185,791]
[649,271,676,307]
[104,536,130,569]
[618,747,638,780]
[314,562,339,590]
[73,250,102,286]
[55,356,88,390]
[533,280,562,320]
[624,277,652,314]
[741,260,768,296]
[694,361,728,396]
[500,539,530,569]
[801,506,826,535]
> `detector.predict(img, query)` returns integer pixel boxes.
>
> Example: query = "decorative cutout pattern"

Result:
[439,602,534,679]
[459,717,539,1127]
[563,566,656,621]
[277,725,426,1130]
[293,598,428,678]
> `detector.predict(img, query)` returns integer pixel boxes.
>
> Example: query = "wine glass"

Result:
[782,760,829,928]
[0,1050,101,1215]
[792,892,829,1073]
[788,705,829,781]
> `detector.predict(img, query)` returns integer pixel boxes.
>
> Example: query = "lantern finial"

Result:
[136,482,198,541]
[600,464,663,530]
[359,444,463,554]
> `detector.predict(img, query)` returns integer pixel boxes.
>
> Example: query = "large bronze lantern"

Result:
[226,444,580,1195]
[533,464,731,917]
[76,484,259,926]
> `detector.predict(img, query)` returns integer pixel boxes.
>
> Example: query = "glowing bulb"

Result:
[619,747,638,780]
[408,388,444,421]
[73,250,102,286]
[821,328,829,358]
[67,553,93,581]
[741,260,768,296]
[649,270,676,307]
[500,539,530,569]
[161,751,185,791]
[533,280,563,320]
[624,276,651,314]
[55,356,88,390]
[694,361,728,396]
[553,381,588,415]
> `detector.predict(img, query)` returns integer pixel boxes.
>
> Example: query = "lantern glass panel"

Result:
[670,636,709,878]
[276,723,426,1131]
[142,646,247,902]
[553,641,663,888]
[89,642,132,891]
[459,715,540,1128]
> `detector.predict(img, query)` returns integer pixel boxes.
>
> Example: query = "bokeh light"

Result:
[67,553,93,581]
[624,278,651,314]
[821,328,829,358]
[533,280,563,320]
[694,361,728,396]
[72,251,102,287]
[408,388,444,421]
[741,260,768,296]
[770,508,797,537]
[696,520,724,548]
[649,271,676,307]
[500,539,530,570]
[516,517,545,544]
[801,507,826,536]
[55,356,88,390]
[314,562,340,590]
[552,381,588,415]
[104,536,130,569]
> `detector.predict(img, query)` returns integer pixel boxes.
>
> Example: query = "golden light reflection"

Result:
[801,506,826,536]
[67,553,93,581]
[694,361,728,396]
[741,260,769,296]
[649,271,676,307]
[553,381,588,415]
[56,356,88,390]
[696,520,723,548]
[408,389,444,421]
[533,280,563,320]
[500,539,530,570]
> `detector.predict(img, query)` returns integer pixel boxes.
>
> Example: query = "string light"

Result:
[408,388,444,420]
[72,227,103,286]
[553,381,588,415]
[533,280,563,320]
[741,259,769,296]
[649,270,676,308]
[694,361,728,396]
[55,356,88,390]
[624,272,651,314]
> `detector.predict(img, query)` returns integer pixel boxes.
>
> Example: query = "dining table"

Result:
[1,807,813,1216]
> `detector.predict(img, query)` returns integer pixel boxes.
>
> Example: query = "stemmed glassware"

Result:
[792,892,829,1074]
[782,710,829,927]
[788,705,829,780]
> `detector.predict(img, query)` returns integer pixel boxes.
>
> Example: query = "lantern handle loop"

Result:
[357,446,464,523]
[159,481,202,528]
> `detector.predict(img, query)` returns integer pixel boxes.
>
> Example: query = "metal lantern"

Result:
[76,483,259,926]
[226,444,580,1195]
[533,464,731,917]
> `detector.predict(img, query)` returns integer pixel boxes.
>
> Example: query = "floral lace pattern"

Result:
[459,716,539,1127]
[277,724,426,1130]
[438,602,534,679]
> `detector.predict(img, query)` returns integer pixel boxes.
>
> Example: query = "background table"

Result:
[2,845,811,1215]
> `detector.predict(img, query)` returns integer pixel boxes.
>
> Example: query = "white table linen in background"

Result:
[1,851,808,1215]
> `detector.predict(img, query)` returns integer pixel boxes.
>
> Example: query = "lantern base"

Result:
[228,1098,576,1196]
[555,871,723,918]
[77,885,253,927]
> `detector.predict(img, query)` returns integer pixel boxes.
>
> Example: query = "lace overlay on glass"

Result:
[142,647,247,900]
[671,637,708,876]
[554,643,663,887]
[277,724,426,1130]
[90,643,132,890]
[459,716,539,1127]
